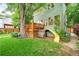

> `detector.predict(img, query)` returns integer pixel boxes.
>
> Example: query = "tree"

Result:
[66,3,79,27]
[7,3,20,28]
[7,3,26,38]
[19,3,26,38]
[7,3,47,38]
[11,10,20,28]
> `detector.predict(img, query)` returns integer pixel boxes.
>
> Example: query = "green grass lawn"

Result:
[0,34,63,56]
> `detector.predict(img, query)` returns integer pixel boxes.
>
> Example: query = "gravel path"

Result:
[63,33,79,50]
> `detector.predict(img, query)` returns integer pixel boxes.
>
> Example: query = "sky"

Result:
[0,3,12,16]
[0,4,12,28]
[0,3,7,13]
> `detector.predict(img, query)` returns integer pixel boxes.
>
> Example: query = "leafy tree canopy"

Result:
[66,3,79,27]
[7,3,47,27]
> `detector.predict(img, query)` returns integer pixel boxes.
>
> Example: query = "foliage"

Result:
[66,4,79,27]
[56,29,70,42]
[7,3,20,27]
[11,32,21,37]
[11,10,20,28]
[61,32,70,42]
[7,3,48,37]
[7,3,47,25]
[0,34,64,56]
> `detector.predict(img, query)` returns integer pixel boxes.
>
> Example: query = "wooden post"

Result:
[32,19,34,38]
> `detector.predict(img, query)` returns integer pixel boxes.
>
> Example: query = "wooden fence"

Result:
[0,28,20,33]
[25,23,44,38]
[0,23,44,38]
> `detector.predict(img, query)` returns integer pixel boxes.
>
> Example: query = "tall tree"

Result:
[19,3,26,38]
[7,3,47,38]
[66,3,79,27]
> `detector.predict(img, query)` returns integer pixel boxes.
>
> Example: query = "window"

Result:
[54,15,60,26]
[48,3,54,9]
[48,17,53,25]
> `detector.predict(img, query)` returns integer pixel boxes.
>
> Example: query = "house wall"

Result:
[33,3,67,30]
[0,18,12,28]
[0,19,4,28]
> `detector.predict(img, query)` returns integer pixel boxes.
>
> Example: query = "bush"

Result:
[56,29,70,42]
[11,32,21,37]
[74,24,79,36]
[61,32,70,42]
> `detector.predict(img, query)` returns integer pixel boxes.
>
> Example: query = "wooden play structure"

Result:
[0,23,55,39]
[31,3,67,42]
[25,22,59,42]
[25,23,44,38]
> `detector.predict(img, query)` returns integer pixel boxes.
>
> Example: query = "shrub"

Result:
[74,24,79,36]
[11,32,21,37]
[56,29,70,42]
[61,32,70,42]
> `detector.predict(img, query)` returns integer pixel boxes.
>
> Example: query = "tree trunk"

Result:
[19,3,26,38]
